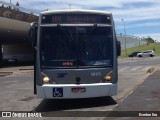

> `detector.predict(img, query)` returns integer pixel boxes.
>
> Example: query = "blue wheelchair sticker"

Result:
[53,88,63,97]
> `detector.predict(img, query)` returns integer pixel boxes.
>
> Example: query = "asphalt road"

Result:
[0,57,159,119]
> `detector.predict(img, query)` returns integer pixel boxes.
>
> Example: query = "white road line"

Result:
[130,66,142,71]
[119,67,130,71]
[142,66,151,71]
[119,66,152,72]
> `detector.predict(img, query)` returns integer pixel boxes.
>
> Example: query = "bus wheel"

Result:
[149,54,153,57]
[138,55,142,58]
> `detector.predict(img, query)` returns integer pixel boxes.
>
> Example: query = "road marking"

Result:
[142,66,151,71]
[119,66,152,72]
[130,66,142,71]
[119,67,130,71]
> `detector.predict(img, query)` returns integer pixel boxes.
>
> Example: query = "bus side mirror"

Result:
[28,22,38,47]
[117,41,121,56]
[28,22,38,94]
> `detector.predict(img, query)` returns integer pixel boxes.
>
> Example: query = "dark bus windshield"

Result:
[40,25,113,68]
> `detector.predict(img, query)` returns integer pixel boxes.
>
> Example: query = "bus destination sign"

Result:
[41,14,111,24]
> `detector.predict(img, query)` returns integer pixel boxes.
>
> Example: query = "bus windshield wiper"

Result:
[57,24,71,40]
[88,24,97,34]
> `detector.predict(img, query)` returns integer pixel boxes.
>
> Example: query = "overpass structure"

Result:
[0,1,38,66]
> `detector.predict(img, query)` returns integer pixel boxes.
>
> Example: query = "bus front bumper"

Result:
[36,83,117,99]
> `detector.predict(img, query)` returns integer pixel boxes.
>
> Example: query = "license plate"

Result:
[72,87,86,93]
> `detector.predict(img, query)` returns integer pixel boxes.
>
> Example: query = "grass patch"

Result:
[121,43,160,57]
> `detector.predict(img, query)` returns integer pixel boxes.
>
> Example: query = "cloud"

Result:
[1,0,159,40]
[111,4,160,22]
[117,22,160,30]
[4,0,158,23]
[3,0,160,10]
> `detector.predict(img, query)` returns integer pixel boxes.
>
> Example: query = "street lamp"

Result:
[121,19,127,57]
[10,0,11,4]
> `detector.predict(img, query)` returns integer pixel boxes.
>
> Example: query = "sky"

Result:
[2,0,160,41]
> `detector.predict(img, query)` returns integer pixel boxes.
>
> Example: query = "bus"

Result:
[29,9,121,99]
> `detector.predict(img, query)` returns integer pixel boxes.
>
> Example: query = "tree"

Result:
[144,37,155,43]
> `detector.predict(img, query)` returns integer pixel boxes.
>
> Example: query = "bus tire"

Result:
[138,55,142,58]
[149,54,153,57]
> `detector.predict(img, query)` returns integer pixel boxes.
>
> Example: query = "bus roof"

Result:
[41,9,112,15]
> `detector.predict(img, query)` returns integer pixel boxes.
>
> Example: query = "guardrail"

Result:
[0,5,38,22]
[0,1,38,22]
[0,1,39,15]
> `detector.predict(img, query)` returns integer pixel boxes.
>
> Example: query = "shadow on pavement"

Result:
[34,96,117,112]
[1,62,33,68]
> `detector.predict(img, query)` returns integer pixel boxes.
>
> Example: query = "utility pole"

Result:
[121,19,127,57]
[68,3,72,9]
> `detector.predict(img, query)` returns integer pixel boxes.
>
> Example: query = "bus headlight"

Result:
[104,71,112,81]
[41,72,54,84]
[43,76,50,83]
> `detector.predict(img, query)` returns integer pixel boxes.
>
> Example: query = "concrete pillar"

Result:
[0,41,2,67]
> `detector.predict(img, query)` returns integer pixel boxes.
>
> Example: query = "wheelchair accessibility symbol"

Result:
[53,88,63,97]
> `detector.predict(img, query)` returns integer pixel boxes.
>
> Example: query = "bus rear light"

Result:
[104,71,112,81]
